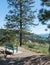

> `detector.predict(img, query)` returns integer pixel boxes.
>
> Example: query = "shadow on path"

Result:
[0,55,50,65]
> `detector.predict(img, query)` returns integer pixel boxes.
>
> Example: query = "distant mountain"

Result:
[37,34,49,38]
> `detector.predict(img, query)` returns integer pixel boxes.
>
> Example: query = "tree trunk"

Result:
[20,22,22,46]
[20,1,22,46]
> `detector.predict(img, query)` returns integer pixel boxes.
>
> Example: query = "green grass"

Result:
[23,42,49,54]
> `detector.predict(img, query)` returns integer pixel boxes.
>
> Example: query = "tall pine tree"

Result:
[38,0,50,54]
[38,0,50,25]
[5,0,35,46]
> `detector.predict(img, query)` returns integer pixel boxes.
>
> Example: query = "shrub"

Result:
[28,44,35,48]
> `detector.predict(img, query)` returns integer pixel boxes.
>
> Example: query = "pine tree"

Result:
[38,0,50,54]
[38,0,50,25]
[5,0,35,46]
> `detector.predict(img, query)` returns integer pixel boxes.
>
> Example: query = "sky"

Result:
[0,0,50,34]
[0,0,8,27]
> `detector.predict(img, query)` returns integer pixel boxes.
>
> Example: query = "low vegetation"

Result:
[22,42,49,54]
[0,29,50,54]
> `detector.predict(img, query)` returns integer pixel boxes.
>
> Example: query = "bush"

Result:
[28,44,35,48]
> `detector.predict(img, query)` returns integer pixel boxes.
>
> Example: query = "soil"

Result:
[0,46,50,65]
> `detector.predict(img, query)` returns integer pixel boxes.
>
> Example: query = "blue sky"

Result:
[0,0,8,27]
[0,0,50,34]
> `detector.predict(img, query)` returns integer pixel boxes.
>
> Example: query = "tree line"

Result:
[0,0,50,46]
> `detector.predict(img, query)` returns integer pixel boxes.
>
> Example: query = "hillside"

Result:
[0,28,48,44]
[0,29,49,54]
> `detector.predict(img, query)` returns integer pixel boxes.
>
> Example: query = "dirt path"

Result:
[0,46,47,58]
[0,46,50,65]
[7,47,43,58]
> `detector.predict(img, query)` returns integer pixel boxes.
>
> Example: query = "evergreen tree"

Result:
[38,0,50,34]
[38,0,50,25]
[38,0,50,54]
[5,0,35,46]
